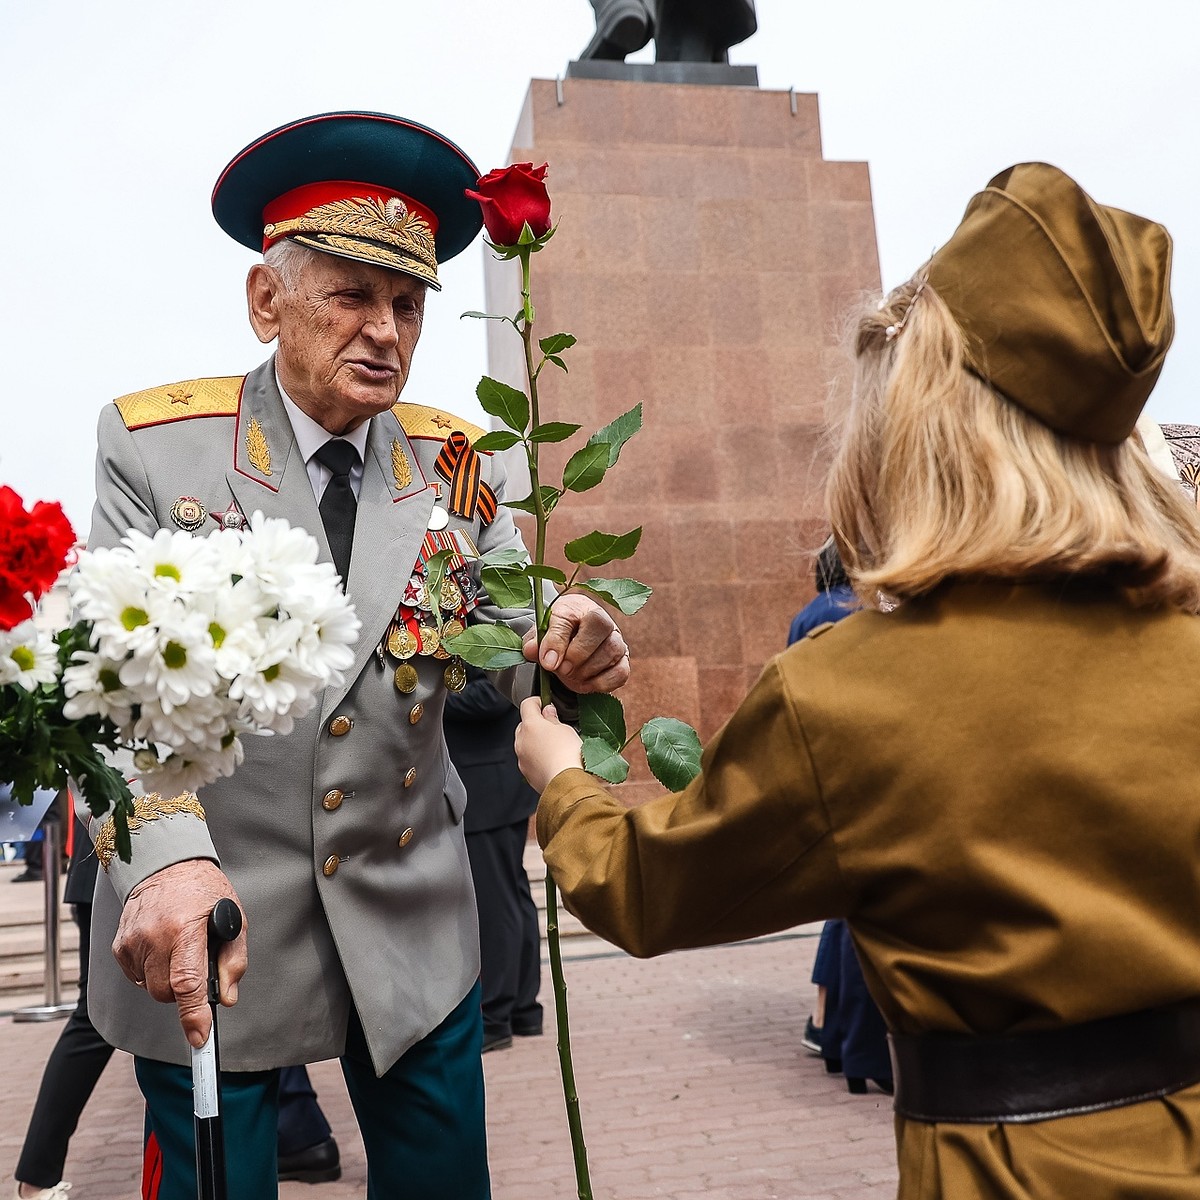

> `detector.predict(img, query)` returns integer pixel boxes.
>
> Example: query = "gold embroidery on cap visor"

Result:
[95,792,207,870]
[265,196,440,289]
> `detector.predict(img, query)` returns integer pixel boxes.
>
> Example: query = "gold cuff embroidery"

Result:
[95,792,207,871]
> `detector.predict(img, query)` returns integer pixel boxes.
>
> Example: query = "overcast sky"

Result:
[2,0,1197,531]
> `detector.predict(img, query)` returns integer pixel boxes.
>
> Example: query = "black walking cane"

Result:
[193,898,242,1200]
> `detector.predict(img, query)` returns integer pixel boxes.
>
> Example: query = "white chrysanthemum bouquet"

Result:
[1,504,359,863]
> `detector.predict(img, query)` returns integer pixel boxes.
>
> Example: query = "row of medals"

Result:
[382,570,470,695]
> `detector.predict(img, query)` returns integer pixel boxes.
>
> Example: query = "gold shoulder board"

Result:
[392,401,488,445]
[804,621,835,640]
[115,376,244,431]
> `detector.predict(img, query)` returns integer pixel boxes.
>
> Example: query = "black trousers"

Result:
[16,905,115,1189]
[465,821,542,1036]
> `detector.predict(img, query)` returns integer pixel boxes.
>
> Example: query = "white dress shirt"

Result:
[276,370,371,503]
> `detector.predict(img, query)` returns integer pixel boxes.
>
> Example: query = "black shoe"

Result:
[482,1029,513,1053]
[801,1015,823,1055]
[512,1019,543,1038]
[846,1076,894,1096]
[278,1136,341,1184]
[10,869,43,883]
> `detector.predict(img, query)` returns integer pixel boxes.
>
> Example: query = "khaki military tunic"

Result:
[537,581,1200,1198]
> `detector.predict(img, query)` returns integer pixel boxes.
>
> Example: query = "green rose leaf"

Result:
[476,376,530,433]
[582,736,630,784]
[641,717,703,792]
[577,578,653,615]
[506,486,561,517]
[481,565,534,610]
[562,443,610,493]
[529,422,581,444]
[539,332,577,356]
[478,547,529,569]
[443,623,528,669]
[578,693,626,749]
[564,527,643,566]
[461,311,516,325]
[587,403,642,468]
[545,355,569,374]
[474,429,523,452]
[526,564,567,584]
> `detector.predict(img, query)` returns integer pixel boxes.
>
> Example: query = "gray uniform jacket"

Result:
[82,358,535,1074]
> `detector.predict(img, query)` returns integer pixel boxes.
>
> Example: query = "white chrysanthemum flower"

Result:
[228,617,315,734]
[73,558,176,659]
[130,689,229,753]
[142,734,244,795]
[0,621,59,690]
[121,527,226,597]
[117,613,220,714]
[240,512,322,602]
[292,579,361,687]
[62,650,134,726]
[206,579,270,679]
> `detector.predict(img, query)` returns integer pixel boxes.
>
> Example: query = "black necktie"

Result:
[315,439,360,587]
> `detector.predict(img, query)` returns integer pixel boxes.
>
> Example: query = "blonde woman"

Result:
[516,163,1200,1198]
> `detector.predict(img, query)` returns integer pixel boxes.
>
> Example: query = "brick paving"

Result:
[0,928,898,1199]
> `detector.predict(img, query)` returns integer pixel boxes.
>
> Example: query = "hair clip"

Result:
[885,277,928,342]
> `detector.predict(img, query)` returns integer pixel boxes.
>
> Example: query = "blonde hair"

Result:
[826,278,1200,611]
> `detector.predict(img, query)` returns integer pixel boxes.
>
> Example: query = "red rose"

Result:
[0,485,76,630]
[465,162,552,248]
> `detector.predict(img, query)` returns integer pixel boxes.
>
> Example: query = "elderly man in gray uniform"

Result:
[78,112,629,1200]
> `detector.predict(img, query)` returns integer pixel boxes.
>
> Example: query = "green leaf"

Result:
[476,377,530,433]
[526,564,567,584]
[505,486,561,517]
[478,547,529,569]
[577,578,653,615]
[474,429,523,452]
[460,311,516,324]
[564,527,643,566]
[582,737,630,784]
[480,565,533,610]
[529,422,581,444]
[443,623,528,669]
[578,693,626,749]
[545,355,569,374]
[641,718,703,791]
[562,443,610,493]
[587,403,643,468]
[539,332,577,356]
[423,549,453,609]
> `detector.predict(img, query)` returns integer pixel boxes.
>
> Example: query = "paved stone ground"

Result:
[0,930,898,1199]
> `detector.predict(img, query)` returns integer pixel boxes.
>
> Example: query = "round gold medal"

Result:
[417,624,440,657]
[444,659,467,692]
[387,624,419,660]
[442,618,465,642]
[393,663,419,694]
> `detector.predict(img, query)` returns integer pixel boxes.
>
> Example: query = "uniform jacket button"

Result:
[408,703,424,725]
[329,715,352,737]
[322,789,344,811]
[403,767,417,788]
[398,827,414,847]
[322,854,340,877]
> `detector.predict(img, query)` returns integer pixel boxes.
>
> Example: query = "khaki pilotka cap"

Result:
[926,163,1174,444]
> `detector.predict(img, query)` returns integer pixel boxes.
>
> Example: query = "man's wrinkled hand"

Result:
[114,860,247,1048]
[522,594,630,694]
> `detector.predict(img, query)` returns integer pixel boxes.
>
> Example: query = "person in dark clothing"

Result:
[789,541,892,1095]
[445,668,543,1053]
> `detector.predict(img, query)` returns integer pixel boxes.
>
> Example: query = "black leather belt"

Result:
[890,998,1200,1124]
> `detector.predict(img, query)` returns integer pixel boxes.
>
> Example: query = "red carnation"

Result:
[465,162,552,248]
[0,485,77,630]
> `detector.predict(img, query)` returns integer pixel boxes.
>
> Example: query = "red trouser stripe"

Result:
[142,1129,163,1200]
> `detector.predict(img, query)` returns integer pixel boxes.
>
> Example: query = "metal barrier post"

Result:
[14,817,75,1023]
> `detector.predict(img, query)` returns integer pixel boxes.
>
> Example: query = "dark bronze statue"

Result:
[583,0,757,64]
